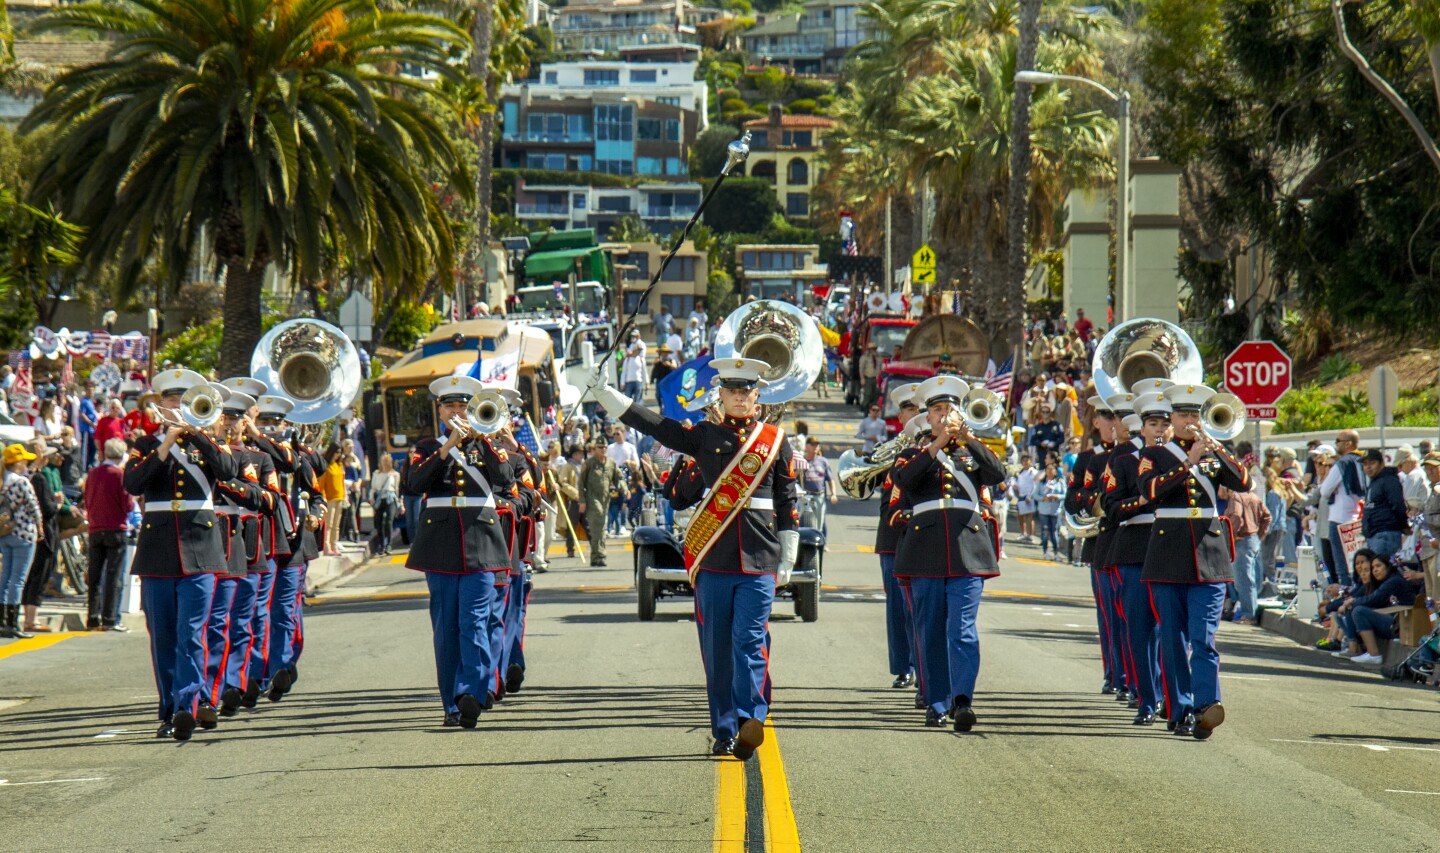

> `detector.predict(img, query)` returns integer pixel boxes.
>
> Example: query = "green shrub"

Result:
[158,320,224,375]
[1317,353,1360,385]
[717,87,741,103]
[385,302,439,349]
[1275,383,1332,434]
[721,98,749,114]
[727,110,763,124]
[791,77,833,100]
[788,98,817,115]
[1333,389,1369,416]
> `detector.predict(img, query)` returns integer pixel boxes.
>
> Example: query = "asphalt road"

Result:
[6,399,1440,851]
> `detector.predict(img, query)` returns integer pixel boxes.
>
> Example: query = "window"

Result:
[622,291,651,314]
[526,153,547,169]
[595,159,633,176]
[664,119,681,141]
[620,252,650,279]
[544,71,558,84]
[637,157,665,175]
[656,96,681,106]
[595,104,634,141]
[630,69,657,83]
[597,195,632,212]
[661,256,698,282]
[637,118,663,140]
[573,193,587,209]
[742,251,757,267]
[666,157,685,175]
[567,114,591,137]
[584,69,621,86]
[786,193,809,217]
[572,154,593,171]
[660,294,695,318]
[787,158,809,185]
[782,130,813,147]
[749,131,768,149]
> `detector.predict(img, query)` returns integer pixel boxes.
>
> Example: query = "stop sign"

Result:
[1224,341,1292,407]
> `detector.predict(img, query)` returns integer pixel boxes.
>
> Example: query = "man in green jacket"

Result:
[578,439,625,567]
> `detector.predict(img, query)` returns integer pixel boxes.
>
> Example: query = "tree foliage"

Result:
[702,177,781,234]
[690,123,742,178]
[1141,0,1440,341]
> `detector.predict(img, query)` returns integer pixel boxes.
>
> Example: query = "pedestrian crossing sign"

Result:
[912,244,936,285]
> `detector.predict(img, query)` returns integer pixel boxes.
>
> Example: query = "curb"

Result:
[1258,607,1415,669]
[304,544,372,595]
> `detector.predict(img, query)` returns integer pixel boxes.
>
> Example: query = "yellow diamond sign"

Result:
[912,244,936,285]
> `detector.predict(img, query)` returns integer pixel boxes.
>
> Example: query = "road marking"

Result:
[1219,675,1270,681]
[757,720,801,852]
[578,585,631,593]
[1065,624,1083,628]
[94,729,146,738]
[1041,612,1054,616]
[714,756,746,852]
[1387,789,1440,796]
[0,631,89,660]
[0,777,104,786]
[1271,739,1440,754]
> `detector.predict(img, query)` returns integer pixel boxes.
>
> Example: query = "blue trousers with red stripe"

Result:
[695,570,774,741]
[879,553,916,677]
[426,570,495,714]
[908,575,984,714]
[487,574,510,696]
[1150,581,1226,721]
[141,573,217,721]
[501,573,531,677]
[223,573,261,695]
[247,563,277,686]
[203,576,239,705]
[1093,568,1127,692]
[1118,564,1163,715]
[264,562,303,685]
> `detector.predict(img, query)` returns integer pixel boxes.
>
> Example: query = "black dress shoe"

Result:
[914,691,926,710]
[1115,690,1131,703]
[505,664,525,695]
[924,708,945,727]
[267,668,294,702]
[1165,719,1178,732]
[1101,682,1116,695]
[219,687,243,717]
[1132,711,1157,726]
[196,702,219,730]
[156,720,175,738]
[171,711,196,742]
[288,665,299,687]
[711,737,736,756]
[731,718,764,761]
[482,692,496,711]
[952,701,977,733]
[1173,712,1195,737]
[241,681,260,709]
[892,672,915,689]
[1126,697,1140,710]
[442,713,461,728]
[1193,702,1225,740]
[456,694,482,729]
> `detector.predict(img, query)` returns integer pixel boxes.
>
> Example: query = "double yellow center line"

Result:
[714,719,800,852]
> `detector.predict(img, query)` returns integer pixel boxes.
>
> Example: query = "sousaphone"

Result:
[1091,318,1203,400]
[251,319,362,425]
[713,300,823,405]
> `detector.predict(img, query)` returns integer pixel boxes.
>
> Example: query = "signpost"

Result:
[911,244,936,286]
[1224,341,1292,459]
[1369,363,1400,455]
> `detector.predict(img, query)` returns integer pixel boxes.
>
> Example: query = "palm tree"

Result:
[22,0,473,377]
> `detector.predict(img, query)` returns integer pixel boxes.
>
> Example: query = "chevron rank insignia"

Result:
[1084,470,1094,487]
[1138,458,1153,475]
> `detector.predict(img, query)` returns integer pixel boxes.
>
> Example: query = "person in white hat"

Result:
[875,384,922,692]
[1139,382,1250,740]
[583,356,798,761]
[1101,389,1174,726]
[1092,391,1139,708]
[124,367,241,741]
[890,374,1006,731]
[1067,391,1126,692]
[403,373,520,729]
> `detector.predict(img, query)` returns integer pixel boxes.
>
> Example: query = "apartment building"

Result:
[515,182,704,239]
[551,0,727,55]
[739,0,867,74]
[612,240,710,330]
[735,244,828,303]
[739,105,838,220]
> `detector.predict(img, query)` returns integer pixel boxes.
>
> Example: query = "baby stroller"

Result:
[1383,625,1440,684]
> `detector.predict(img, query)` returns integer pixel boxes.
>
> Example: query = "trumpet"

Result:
[448,390,509,439]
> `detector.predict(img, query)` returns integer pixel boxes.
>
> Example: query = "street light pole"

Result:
[883,195,892,297]
[1014,70,1129,320]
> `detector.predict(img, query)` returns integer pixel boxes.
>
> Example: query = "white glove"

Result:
[776,529,800,586]
[581,364,633,415]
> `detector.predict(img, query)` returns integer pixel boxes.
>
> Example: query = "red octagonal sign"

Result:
[1224,341,1292,408]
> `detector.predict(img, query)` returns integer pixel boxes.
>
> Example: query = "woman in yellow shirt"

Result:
[317,445,347,556]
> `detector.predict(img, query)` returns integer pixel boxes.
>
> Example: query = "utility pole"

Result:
[883,195,893,297]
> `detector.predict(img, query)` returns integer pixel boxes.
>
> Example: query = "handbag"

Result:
[0,486,14,539]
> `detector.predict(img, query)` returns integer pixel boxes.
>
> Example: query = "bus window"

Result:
[385,386,437,447]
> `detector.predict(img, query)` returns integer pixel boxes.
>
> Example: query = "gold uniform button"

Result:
[175,492,184,498]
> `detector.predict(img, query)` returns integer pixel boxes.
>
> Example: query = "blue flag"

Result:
[513,414,542,457]
[658,354,716,421]
[465,347,483,379]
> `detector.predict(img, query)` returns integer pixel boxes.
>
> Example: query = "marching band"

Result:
[119,307,1249,750]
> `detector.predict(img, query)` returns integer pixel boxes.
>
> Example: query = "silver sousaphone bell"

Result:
[1091,318,1204,400]
[713,299,823,405]
[251,319,362,425]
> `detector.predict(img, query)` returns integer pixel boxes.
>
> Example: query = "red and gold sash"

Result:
[683,421,784,583]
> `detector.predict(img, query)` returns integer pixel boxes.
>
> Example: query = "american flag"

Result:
[7,350,31,370]
[85,331,113,358]
[984,355,1014,395]
[513,414,542,457]
[60,354,74,389]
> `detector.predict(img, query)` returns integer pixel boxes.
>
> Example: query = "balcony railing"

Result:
[645,206,699,219]
[502,131,594,144]
[517,204,572,216]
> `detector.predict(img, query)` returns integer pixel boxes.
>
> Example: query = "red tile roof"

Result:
[743,114,837,129]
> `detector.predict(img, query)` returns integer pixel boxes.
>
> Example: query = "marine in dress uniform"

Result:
[890,375,1006,731]
[586,357,799,760]
[496,391,540,698]
[251,395,325,703]
[241,393,299,707]
[892,412,933,711]
[1102,383,1173,725]
[1094,393,1139,709]
[124,368,240,741]
[876,385,921,689]
[1069,397,1126,696]
[406,375,517,728]
[1138,383,1249,740]
[213,382,280,718]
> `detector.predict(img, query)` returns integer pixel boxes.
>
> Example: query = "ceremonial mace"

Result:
[568,131,753,424]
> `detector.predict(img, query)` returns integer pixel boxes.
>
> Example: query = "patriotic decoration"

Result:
[25,326,148,362]
[657,354,716,421]
[984,355,1014,395]
[839,211,858,257]
[513,414,542,457]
